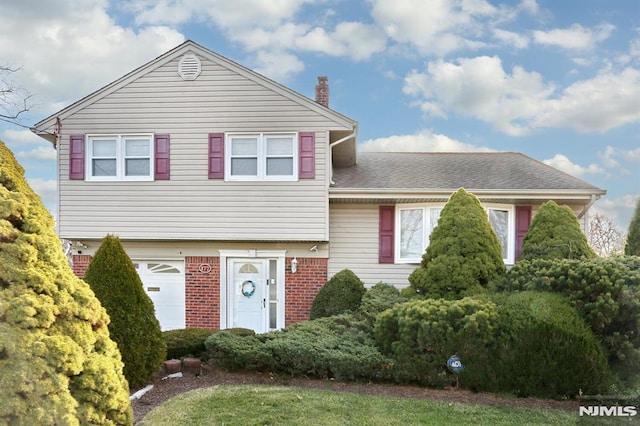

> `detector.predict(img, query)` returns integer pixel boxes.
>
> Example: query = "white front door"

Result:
[230,259,268,333]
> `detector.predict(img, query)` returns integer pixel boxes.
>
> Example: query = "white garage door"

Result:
[134,261,185,331]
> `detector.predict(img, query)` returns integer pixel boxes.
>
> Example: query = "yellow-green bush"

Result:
[0,142,132,425]
[84,235,166,390]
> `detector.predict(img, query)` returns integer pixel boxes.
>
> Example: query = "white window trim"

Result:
[394,203,515,265]
[225,132,298,182]
[395,203,442,264]
[485,204,515,265]
[86,134,154,181]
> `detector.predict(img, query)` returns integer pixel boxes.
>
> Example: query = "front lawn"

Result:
[139,385,577,425]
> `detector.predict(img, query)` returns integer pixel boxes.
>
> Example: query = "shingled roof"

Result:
[330,152,605,202]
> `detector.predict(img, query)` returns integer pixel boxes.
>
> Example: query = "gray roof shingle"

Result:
[331,152,603,191]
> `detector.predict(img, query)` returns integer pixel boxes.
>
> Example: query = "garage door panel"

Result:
[135,261,185,331]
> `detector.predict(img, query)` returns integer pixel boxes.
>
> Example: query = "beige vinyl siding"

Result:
[328,204,415,288]
[57,55,348,241]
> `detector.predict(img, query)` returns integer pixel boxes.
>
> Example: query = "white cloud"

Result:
[359,129,495,152]
[532,67,640,132]
[16,146,57,162]
[542,154,604,177]
[296,22,387,61]
[493,29,529,49]
[403,56,554,136]
[1,129,42,147]
[404,56,640,135]
[252,51,305,82]
[532,23,615,51]
[0,1,185,113]
[626,147,640,163]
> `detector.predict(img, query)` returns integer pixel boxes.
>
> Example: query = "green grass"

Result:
[139,385,578,426]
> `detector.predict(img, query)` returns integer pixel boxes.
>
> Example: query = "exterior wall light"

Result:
[291,257,298,273]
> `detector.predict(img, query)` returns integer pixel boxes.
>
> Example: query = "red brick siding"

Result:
[185,256,220,329]
[71,254,92,278]
[285,257,327,325]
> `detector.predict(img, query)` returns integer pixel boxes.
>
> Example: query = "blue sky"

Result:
[1,0,638,231]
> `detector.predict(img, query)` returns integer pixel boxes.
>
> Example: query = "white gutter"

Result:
[577,194,599,219]
[329,122,358,185]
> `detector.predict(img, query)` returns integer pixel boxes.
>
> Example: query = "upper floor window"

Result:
[395,203,514,264]
[226,133,297,181]
[87,134,153,181]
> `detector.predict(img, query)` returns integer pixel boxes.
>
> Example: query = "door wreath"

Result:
[241,280,256,297]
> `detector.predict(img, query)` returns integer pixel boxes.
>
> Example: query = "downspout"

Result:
[329,122,358,185]
[577,194,598,219]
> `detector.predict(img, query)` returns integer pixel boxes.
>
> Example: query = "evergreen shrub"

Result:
[520,200,596,261]
[84,235,167,390]
[358,282,406,322]
[206,314,392,381]
[164,328,217,360]
[374,297,498,387]
[626,197,640,256]
[309,269,366,319]
[0,142,132,425]
[494,257,640,383]
[486,292,612,398]
[407,188,505,299]
[373,293,613,398]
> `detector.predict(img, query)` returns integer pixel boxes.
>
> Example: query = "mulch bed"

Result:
[131,362,580,424]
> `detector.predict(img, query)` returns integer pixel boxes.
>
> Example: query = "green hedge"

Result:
[494,257,640,382]
[163,328,216,360]
[373,293,613,398]
[206,315,392,381]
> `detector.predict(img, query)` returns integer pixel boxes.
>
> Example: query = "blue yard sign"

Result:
[447,355,464,373]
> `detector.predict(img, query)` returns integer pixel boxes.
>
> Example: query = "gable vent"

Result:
[178,54,201,80]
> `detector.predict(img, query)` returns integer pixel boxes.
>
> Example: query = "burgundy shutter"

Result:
[69,134,85,180]
[515,206,532,261]
[379,205,395,263]
[208,133,224,179]
[154,134,170,180]
[298,132,315,179]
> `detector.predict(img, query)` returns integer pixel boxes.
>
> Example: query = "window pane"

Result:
[92,159,117,176]
[489,209,509,259]
[266,137,293,155]
[231,138,257,155]
[266,158,293,175]
[429,208,442,232]
[231,158,258,175]
[125,159,150,176]
[400,209,424,259]
[92,139,116,157]
[125,139,150,156]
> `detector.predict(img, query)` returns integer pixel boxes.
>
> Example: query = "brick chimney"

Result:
[315,76,329,108]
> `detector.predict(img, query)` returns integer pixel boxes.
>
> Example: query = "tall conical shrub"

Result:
[625,197,640,256]
[0,141,132,425]
[520,200,596,261]
[408,188,505,299]
[84,235,166,389]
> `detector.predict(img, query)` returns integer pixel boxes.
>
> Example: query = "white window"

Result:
[487,205,515,265]
[395,203,513,264]
[87,134,153,181]
[396,204,442,263]
[226,133,297,181]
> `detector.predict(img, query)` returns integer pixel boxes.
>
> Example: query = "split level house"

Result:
[34,40,606,333]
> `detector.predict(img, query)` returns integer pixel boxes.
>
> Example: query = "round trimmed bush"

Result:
[309,269,366,319]
[358,282,406,321]
[520,200,596,261]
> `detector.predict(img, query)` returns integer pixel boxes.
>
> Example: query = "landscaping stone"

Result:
[182,358,202,375]
[164,359,181,374]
